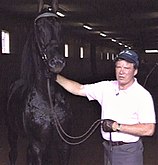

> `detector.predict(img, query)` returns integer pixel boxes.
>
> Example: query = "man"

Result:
[56,49,156,165]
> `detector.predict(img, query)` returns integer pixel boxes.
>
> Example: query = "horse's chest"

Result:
[25,90,68,125]
[25,92,50,124]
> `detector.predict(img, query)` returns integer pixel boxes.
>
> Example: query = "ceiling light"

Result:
[118,42,123,46]
[145,50,158,53]
[56,11,65,17]
[111,38,117,42]
[100,32,107,37]
[83,24,92,30]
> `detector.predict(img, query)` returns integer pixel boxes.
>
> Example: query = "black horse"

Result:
[6,2,72,165]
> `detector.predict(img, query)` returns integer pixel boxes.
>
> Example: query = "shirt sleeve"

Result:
[138,91,156,123]
[83,81,114,105]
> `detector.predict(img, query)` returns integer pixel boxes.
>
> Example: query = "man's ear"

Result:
[134,69,138,76]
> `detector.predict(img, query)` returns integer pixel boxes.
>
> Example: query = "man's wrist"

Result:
[116,123,122,131]
[112,122,118,131]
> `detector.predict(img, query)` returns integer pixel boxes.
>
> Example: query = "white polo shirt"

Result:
[84,78,156,142]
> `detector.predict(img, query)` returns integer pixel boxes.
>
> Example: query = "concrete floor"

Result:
[0,96,158,165]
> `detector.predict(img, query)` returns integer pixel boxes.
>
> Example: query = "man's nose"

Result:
[119,68,124,74]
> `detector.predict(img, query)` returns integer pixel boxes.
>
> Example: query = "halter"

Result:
[34,12,58,23]
[34,11,58,66]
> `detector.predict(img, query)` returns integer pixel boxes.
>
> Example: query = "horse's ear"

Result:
[38,0,44,13]
[51,0,58,13]
[38,0,58,13]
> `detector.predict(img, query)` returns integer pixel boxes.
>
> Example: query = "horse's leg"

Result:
[53,123,71,165]
[26,143,34,165]
[8,126,18,165]
[26,142,52,165]
[42,142,53,165]
[56,140,71,165]
[26,141,43,165]
[26,131,52,165]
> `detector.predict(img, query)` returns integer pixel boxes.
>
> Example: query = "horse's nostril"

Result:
[48,57,65,68]
[48,59,55,67]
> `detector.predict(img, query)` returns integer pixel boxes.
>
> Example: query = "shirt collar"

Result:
[117,77,138,93]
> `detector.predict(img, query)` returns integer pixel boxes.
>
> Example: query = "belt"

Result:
[105,140,129,146]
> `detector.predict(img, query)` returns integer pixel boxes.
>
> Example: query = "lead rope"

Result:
[109,132,113,165]
[47,78,103,145]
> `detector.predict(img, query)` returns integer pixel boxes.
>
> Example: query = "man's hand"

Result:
[102,119,117,132]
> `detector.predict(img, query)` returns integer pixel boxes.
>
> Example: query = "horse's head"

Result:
[34,6,65,74]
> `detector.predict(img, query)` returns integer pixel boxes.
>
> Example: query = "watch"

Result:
[116,123,122,131]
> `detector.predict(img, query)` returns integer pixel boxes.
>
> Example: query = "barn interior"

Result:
[0,0,158,164]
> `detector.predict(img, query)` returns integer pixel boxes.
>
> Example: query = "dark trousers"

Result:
[102,139,143,165]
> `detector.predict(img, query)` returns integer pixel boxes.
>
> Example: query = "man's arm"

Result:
[113,122,155,136]
[56,74,86,96]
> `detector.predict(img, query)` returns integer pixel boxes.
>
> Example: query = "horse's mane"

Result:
[20,26,39,88]
[7,28,39,103]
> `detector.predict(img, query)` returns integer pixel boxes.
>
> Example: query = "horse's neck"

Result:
[35,72,55,97]
[35,73,47,91]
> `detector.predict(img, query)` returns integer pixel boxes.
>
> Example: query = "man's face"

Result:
[115,59,138,89]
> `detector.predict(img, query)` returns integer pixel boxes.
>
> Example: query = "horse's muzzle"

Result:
[48,56,65,73]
